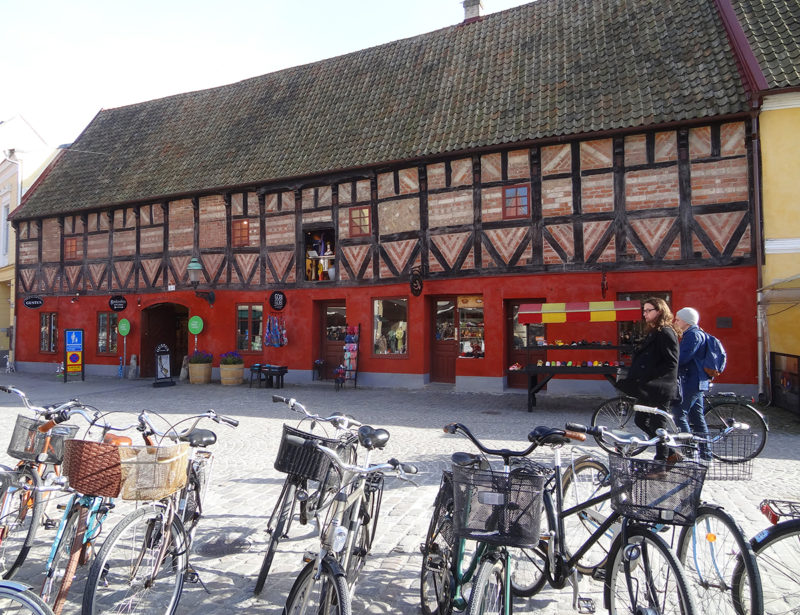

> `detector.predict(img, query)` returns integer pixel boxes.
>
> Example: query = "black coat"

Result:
[616,326,680,407]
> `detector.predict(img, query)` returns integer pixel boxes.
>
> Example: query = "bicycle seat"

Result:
[451,451,485,468]
[357,426,389,450]
[180,428,217,448]
[528,426,570,446]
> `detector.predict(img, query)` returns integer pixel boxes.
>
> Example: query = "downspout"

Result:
[751,113,768,402]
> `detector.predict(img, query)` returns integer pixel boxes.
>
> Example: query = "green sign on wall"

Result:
[188,316,204,335]
[118,318,131,337]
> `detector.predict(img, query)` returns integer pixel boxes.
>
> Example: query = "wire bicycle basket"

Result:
[7,415,79,464]
[703,431,756,481]
[274,424,357,491]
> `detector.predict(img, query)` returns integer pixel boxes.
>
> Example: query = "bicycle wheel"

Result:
[466,556,505,615]
[605,525,696,615]
[0,467,43,580]
[284,557,351,615]
[40,506,80,608]
[703,399,767,461]
[82,504,187,615]
[735,517,800,615]
[254,480,296,595]
[0,582,55,615]
[591,397,647,456]
[345,481,380,591]
[420,476,454,615]
[561,455,616,573]
[677,505,762,615]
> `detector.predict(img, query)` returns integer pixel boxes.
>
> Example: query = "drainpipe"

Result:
[751,112,767,402]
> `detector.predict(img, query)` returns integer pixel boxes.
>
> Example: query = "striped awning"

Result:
[518,301,641,324]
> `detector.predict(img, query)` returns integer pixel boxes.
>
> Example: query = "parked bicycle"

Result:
[254,395,360,595]
[0,579,55,615]
[282,419,417,614]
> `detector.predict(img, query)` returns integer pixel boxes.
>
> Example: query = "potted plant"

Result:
[219,351,244,386]
[187,350,213,384]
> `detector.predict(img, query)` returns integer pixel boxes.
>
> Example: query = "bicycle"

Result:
[732,499,800,614]
[591,390,768,460]
[79,407,238,615]
[0,580,55,615]
[282,419,418,614]
[0,385,84,579]
[254,395,360,596]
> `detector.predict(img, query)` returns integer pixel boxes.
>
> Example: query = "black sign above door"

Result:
[109,296,128,311]
[269,291,287,311]
[23,296,43,309]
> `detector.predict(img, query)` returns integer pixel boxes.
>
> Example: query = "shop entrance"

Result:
[319,301,346,379]
[506,299,546,389]
[431,298,458,383]
[140,303,189,378]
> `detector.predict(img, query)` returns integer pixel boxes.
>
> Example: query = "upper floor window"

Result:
[503,185,530,219]
[304,230,335,281]
[237,304,263,352]
[97,312,118,354]
[232,219,250,247]
[64,237,79,260]
[349,206,371,237]
[40,312,57,353]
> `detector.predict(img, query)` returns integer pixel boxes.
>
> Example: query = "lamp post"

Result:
[187,257,215,306]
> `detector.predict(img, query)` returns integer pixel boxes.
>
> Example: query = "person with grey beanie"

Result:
[673,307,710,457]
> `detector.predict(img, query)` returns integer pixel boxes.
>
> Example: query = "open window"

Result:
[304,229,335,281]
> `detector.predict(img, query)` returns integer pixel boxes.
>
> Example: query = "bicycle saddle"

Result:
[180,428,217,448]
[451,451,488,469]
[528,426,570,446]
[358,425,389,450]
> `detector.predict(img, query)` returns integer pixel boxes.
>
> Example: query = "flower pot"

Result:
[188,363,212,384]
[219,363,244,386]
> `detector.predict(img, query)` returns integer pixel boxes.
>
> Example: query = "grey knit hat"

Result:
[676,307,699,326]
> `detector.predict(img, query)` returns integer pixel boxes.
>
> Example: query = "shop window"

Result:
[97,312,118,354]
[40,312,58,353]
[503,185,530,219]
[304,230,335,281]
[64,237,79,260]
[435,300,456,340]
[237,304,263,352]
[617,291,672,346]
[349,206,371,237]
[232,219,250,247]
[373,298,408,355]
[458,295,484,357]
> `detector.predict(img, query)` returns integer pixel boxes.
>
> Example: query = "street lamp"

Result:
[187,257,215,306]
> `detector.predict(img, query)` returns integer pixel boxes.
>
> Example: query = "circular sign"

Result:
[67,352,81,364]
[269,291,287,311]
[109,295,127,311]
[118,318,131,337]
[24,296,43,309]
[188,316,204,335]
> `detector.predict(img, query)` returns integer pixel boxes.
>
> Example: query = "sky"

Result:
[2,0,531,149]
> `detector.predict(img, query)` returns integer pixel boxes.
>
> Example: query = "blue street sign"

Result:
[65,329,83,352]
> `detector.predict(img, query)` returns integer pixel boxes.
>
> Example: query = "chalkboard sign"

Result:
[153,343,175,388]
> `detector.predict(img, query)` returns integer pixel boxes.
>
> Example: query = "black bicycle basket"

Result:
[274,424,356,488]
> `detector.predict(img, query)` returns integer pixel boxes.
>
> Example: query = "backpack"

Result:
[701,331,727,379]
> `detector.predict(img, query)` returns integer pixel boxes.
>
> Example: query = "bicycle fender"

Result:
[323,554,348,578]
[751,517,800,547]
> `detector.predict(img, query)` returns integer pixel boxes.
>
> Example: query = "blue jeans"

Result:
[672,392,710,458]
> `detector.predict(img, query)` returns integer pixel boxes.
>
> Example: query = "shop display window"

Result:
[237,304,263,352]
[304,230,335,281]
[97,312,118,354]
[373,298,408,355]
[39,312,57,353]
[458,295,484,357]
[772,352,799,414]
[511,305,546,349]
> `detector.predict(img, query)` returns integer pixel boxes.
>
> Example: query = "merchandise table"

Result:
[513,364,620,412]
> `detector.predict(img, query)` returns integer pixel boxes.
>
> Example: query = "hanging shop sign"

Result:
[188,316,204,335]
[269,291,287,311]
[24,296,43,309]
[109,295,127,311]
[118,319,131,336]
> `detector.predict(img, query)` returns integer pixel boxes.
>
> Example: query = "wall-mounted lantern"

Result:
[187,258,215,306]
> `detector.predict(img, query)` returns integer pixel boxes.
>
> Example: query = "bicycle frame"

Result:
[44,494,109,575]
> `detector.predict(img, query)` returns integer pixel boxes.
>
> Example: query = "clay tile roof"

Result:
[15,0,753,220]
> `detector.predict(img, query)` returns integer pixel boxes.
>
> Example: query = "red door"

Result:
[506,299,546,389]
[431,298,458,383]
[320,301,346,379]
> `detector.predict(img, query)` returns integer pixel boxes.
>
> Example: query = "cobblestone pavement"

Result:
[1,372,798,614]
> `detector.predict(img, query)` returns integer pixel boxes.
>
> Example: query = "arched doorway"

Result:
[139,303,189,378]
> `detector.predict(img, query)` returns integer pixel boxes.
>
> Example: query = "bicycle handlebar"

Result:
[272,395,362,430]
[444,422,584,459]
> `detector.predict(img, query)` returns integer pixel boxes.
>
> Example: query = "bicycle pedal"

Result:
[44,518,60,530]
[591,568,605,582]
[577,596,596,614]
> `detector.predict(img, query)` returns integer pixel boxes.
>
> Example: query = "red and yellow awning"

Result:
[518,300,641,324]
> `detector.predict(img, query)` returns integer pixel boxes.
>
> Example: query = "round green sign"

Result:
[118,318,131,337]
[188,316,204,335]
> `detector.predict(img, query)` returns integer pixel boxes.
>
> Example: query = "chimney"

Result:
[463,0,482,21]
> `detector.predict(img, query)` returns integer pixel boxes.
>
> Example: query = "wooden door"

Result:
[321,301,346,379]
[431,298,458,383]
[506,299,546,389]
[140,304,189,378]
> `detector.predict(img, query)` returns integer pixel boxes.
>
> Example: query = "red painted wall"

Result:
[16,265,758,384]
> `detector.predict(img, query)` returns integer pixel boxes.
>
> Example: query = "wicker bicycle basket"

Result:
[451,465,545,548]
[63,439,189,500]
[703,431,755,481]
[7,415,79,464]
[274,424,356,489]
[607,455,707,526]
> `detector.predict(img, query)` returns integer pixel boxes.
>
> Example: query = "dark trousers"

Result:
[634,411,672,460]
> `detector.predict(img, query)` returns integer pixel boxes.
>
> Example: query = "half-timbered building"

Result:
[11,0,791,395]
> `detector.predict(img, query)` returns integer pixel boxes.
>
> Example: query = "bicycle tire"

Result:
[283,557,351,615]
[255,480,296,595]
[590,397,648,456]
[82,504,187,615]
[0,582,56,615]
[734,517,800,615]
[561,455,616,574]
[420,474,454,615]
[40,505,80,609]
[182,456,209,538]
[703,398,767,461]
[345,481,380,592]
[466,556,506,615]
[0,466,43,580]
[53,507,88,615]
[605,525,696,615]
[677,504,762,615]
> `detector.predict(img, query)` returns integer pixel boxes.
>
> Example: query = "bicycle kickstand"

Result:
[571,570,596,614]
[185,562,210,593]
